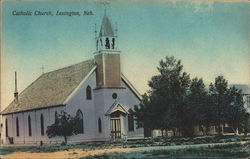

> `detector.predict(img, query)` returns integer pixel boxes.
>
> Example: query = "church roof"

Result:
[1,59,95,115]
[99,15,115,37]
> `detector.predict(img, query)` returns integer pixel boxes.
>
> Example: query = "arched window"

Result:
[28,115,32,136]
[16,117,19,137]
[86,86,92,100]
[76,110,84,133]
[40,114,44,136]
[98,118,102,133]
[5,119,8,137]
[128,112,134,132]
[112,38,115,49]
[105,38,110,49]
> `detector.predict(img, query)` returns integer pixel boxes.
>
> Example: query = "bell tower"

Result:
[94,12,121,88]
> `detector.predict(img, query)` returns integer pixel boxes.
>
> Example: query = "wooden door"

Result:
[110,119,121,138]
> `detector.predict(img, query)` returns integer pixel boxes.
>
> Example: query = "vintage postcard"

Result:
[0,0,249,158]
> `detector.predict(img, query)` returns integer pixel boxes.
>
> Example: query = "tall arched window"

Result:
[98,118,102,133]
[5,119,8,137]
[40,114,44,136]
[112,38,115,49]
[86,86,92,100]
[16,117,19,137]
[28,115,32,136]
[76,110,84,133]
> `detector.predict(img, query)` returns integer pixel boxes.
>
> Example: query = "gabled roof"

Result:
[99,15,114,37]
[105,102,130,115]
[1,59,95,115]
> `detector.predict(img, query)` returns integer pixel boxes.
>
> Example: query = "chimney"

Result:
[14,71,18,104]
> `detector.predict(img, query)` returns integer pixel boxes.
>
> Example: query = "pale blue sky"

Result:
[1,1,249,109]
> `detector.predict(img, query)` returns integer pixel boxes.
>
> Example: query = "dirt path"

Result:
[2,147,133,159]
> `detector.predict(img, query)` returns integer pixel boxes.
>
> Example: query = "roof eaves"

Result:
[1,104,66,115]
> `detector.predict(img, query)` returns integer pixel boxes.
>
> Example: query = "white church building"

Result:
[0,13,144,144]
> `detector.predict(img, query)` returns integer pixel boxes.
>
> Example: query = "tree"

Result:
[183,77,208,136]
[209,77,248,136]
[135,56,190,136]
[134,93,154,137]
[135,56,248,138]
[46,111,82,144]
[242,112,250,136]
[225,86,247,135]
[209,76,229,135]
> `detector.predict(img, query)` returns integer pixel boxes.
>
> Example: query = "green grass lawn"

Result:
[80,142,250,159]
[0,141,113,155]
[1,135,249,158]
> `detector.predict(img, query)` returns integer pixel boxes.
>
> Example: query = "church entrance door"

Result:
[110,118,121,138]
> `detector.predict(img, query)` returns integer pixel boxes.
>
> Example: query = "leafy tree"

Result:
[242,112,250,136]
[135,56,249,138]
[135,56,190,136]
[209,76,229,135]
[134,93,155,137]
[225,86,247,135]
[46,111,82,144]
[183,77,208,136]
[209,77,248,136]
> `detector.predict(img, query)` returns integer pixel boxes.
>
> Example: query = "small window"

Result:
[86,86,92,100]
[76,110,84,133]
[112,93,117,99]
[28,115,32,136]
[16,117,19,137]
[40,114,44,136]
[5,119,8,137]
[128,112,134,132]
[98,118,102,133]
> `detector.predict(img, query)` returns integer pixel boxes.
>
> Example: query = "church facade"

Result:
[0,14,144,144]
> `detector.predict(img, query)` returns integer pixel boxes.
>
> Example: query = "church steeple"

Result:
[96,13,117,51]
[94,12,121,88]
